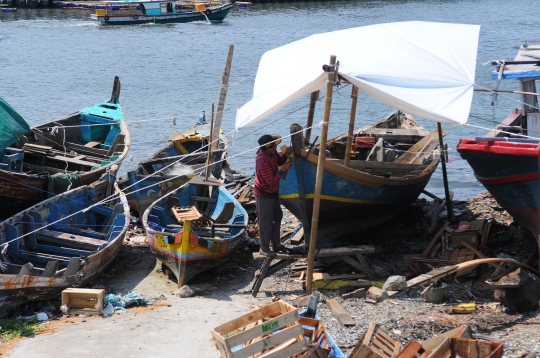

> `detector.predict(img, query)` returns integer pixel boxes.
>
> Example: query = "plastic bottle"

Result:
[304,290,320,318]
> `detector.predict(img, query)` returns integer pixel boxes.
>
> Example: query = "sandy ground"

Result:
[6,240,265,358]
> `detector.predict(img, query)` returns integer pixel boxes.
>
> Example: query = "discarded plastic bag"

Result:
[36,312,48,321]
[102,303,114,317]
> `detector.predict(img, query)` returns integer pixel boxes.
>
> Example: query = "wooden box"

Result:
[349,321,402,358]
[211,301,307,358]
[291,316,331,358]
[61,288,104,316]
[448,338,503,358]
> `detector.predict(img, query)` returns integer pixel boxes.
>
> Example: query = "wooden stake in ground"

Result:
[438,122,454,221]
[306,55,337,295]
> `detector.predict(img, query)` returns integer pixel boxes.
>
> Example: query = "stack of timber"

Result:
[251,245,380,297]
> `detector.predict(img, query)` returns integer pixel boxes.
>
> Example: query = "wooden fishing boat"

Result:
[90,0,233,25]
[118,122,229,216]
[457,41,540,247]
[236,23,480,248]
[142,176,248,287]
[0,76,130,219]
[0,179,130,317]
[280,110,442,247]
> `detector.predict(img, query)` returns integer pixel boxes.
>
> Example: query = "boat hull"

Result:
[148,230,242,287]
[120,127,228,217]
[279,155,435,247]
[143,181,248,287]
[91,4,232,25]
[0,77,130,219]
[0,182,130,317]
[457,138,540,238]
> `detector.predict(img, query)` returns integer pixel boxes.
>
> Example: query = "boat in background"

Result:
[0,179,130,317]
[90,0,233,25]
[457,41,540,245]
[142,176,247,287]
[0,76,130,219]
[118,122,229,217]
[280,110,442,247]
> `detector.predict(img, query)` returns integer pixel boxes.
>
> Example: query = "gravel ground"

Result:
[242,192,540,357]
[19,191,538,357]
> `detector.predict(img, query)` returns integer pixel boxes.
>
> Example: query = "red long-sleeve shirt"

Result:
[254,149,287,197]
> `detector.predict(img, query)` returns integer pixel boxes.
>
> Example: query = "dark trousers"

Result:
[255,195,283,251]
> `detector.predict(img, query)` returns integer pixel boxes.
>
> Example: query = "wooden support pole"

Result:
[306,55,337,295]
[211,102,215,123]
[304,90,320,145]
[344,86,358,167]
[205,115,214,181]
[437,122,454,221]
[209,44,234,161]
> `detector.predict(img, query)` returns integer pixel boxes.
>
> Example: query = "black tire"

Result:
[104,15,109,21]
[217,7,221,12]
[205,9,211,15]
[133,14,138,20]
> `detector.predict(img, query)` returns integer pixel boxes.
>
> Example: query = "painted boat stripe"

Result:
[476,172,539,185]
[279,193,400,205]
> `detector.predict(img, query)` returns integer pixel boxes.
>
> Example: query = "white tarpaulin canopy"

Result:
[235,21,480,130]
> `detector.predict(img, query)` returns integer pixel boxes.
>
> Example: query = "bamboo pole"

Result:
[306,55,337,295]
[211,102,215,123]
[304,91,320,144]
[437,122,454,221]
[344,86,358,167]
[209,44,234,159]
[205,115,214,181]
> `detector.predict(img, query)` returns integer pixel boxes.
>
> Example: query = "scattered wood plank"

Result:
[289,228,305,245]
[325,298,355,327]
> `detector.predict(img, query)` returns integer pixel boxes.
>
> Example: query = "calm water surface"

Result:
[0,0,537,201]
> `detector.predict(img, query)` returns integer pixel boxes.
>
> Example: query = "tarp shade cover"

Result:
[236,21,480,130]
[0,97,31,152]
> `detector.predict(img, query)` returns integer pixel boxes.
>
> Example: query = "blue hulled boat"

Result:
[118,122,228,217]
[0,179,130,317]
[0,76,130,219]
[457,41,540,247]
[142,176,247,287]
[90,0,233,25]
[280,111,441,247]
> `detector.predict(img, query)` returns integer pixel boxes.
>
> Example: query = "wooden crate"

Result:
[211,301,307,358]
[61,288,104,315]
[448,338,503,358]
[291,316,332,358]
[349,322,402,358]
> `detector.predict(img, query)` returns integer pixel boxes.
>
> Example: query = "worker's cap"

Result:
[258,135,281,149]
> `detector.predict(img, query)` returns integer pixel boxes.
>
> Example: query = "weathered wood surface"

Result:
[325,298,355,327]
[252,245,380,260]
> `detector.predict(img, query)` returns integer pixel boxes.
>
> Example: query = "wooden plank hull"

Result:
[279,156,435,247]
[149,232,243,287]
[0,77,130,219]
[457,138,540,239]
[0,182,130,317]
[143,181,248,287]
[119,125,228,217]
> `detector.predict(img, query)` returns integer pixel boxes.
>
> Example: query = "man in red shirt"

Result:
[254,134,293,257]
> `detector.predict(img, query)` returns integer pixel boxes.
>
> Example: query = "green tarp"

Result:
[0,97,31,152]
